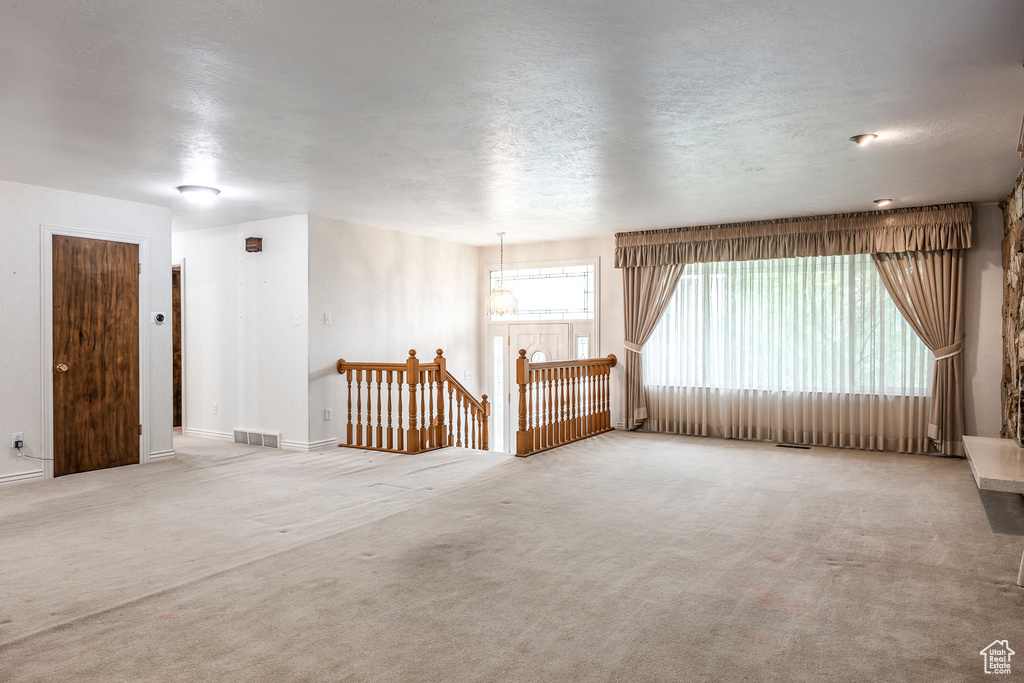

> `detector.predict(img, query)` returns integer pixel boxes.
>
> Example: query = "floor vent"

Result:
[233,429,281,449]
[776,443,812,450]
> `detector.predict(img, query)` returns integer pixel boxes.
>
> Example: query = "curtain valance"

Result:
[614,203,972,268]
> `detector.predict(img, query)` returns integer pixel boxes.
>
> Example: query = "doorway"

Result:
[52,234,141,476]
[172,266,182,430]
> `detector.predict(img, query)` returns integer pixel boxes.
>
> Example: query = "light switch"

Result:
[464,370,472,380]
[324,313,332,325]
[293,314,300,326]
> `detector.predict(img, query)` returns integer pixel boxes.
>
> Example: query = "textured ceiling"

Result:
[1,1,1022,245]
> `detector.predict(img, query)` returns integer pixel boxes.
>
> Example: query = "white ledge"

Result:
[963,436,1024,494]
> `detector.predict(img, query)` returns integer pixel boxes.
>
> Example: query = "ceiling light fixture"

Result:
[177,185,221,205]
[486,232,518,317]
[849,133,878,145]
[873,198,893,206]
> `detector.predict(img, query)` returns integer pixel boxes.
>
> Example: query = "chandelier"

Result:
[486,232,518,316]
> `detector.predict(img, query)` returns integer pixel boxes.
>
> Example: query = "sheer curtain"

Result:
[642,254,932,452]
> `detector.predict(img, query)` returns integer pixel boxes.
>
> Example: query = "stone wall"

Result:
[1000,169,1024,441]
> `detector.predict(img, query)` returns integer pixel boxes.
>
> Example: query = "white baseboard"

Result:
[0,469,45,486]
[281,438,338,453]
[182,428,233,442]
[148,450,176,461]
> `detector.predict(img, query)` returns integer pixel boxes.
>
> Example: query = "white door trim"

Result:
[41,225,150,478]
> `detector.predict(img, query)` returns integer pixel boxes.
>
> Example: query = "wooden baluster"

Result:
[345,368,353,446]
[434,350,446,448]
[598,366,606,430]
[589,366,597,434]
[481,395,490,451]
[569,368,577,442]
[577,370,585,440]
[386,371,394,450]
[545,368,554,449]
[420,369,427,446]
[455,393,463,447]
[447,384,455,447]
[375,370,383,449]
[515,350,529,457]
[558,368,566,444]
[406,351,420,454]
[563,368,570,443]
[465,399,472,449]
[588,368,596,435]
[370,370,378,447]
[355,369,364,447]
[397,371,405,452]
[552,369,559,446]
[531,373,539,452]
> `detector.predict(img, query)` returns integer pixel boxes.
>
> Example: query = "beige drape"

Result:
[623,263,685,428]
[615,203,972,268]
[617,202,971,450]
[872,250,965,456]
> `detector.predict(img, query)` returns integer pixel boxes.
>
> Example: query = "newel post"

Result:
[515,349,531,456]
[481,394,490,451]
[433,348,447,447]
[406,349,420,453]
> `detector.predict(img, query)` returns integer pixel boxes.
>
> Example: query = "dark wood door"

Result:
[53,235,140,477]
[172,267,182,428]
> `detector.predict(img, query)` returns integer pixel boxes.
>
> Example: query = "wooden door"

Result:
[172,267,182,428]
[53,235,141,477]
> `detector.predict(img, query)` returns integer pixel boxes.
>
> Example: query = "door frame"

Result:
[40,225,151,479]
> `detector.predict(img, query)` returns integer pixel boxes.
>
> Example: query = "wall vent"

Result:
[233,429,281,449]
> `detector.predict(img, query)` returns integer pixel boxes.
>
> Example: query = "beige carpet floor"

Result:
[1,431,1022,681]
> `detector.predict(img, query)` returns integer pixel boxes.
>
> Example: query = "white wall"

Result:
[963,202,1003,437]
[307,215,481,446]
[172,215,311,448]
[0,180,172,484]
[479,236,626,427]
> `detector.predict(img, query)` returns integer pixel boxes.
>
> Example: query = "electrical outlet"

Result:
[12,432,23,448]
[324,408,332,421]
[615,421,624,430]
[212,403,218,415]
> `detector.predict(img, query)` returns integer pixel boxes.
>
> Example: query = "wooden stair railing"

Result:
[515,350,617,457]
[336,349,489,454]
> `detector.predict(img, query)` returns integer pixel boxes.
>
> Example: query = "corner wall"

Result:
[963,203,1002,438]
[172,215,311,448]
[0,180,172,484]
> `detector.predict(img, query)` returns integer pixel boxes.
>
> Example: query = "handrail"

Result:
[515,350,616,457]
[336,349,489,454]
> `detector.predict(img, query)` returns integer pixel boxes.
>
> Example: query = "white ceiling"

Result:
[1,1,1022,245]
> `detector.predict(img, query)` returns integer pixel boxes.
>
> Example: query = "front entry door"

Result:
[52,235,141,477]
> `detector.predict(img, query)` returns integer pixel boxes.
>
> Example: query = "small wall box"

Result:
[245,237,263,253]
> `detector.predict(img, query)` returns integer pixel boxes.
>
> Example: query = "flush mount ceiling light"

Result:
[873,198,893,206]
[176,185,221,205]
[849,133,879,145]
[486,232,518,317]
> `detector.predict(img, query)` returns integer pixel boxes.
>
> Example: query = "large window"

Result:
[489,265,594,321]
[644,254,929,395]
[642,254,931,451]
